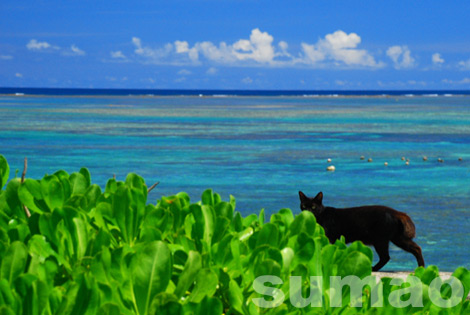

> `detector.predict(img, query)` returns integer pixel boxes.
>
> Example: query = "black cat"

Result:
[299,191,425,271]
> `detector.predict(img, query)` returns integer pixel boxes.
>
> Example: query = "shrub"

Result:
[0,155,469,314]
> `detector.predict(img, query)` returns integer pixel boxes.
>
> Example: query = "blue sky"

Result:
[1,0,470,90]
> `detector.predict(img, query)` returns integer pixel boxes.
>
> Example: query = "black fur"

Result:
[299,191,425,271]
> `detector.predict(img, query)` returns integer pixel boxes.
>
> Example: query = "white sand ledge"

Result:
[372,271,453,281]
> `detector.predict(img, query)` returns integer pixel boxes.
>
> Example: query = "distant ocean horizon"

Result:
[1,86,470,97]
[1,89,469,271]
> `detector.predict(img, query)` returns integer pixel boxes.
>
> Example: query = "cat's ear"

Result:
[314,192,323,204]
[299,191,308,201]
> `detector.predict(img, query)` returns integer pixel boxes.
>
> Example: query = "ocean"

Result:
[1,88,469,271]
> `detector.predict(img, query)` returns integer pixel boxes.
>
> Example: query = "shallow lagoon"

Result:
[1,94,469,270]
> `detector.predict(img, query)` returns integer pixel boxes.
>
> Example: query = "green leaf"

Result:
[452,267,470,301]
[255,259,282,279]
[18,179,46,214]
[228,279,245,314]
[148,293,181,315]
[41,175,65,211]
[98,303,122,315]
[53,170,72,202]
[84,184,101,212]
[131,241,172,315]
[70,172,88,196]
[79,167,91,188]
[201,189,215,206]
[348,241,374,263]
[337,251,372,278]
[256,223,279,248]
[0,155,9,190]
[1,241,28,284]
[4,179,24,220]
[192,204,215,246]
[289,210,317,237]
[214,201,233,222]
[72,216,89,260]
[189,296,223,315]
[113,186,131,243]
[174,251,202,298]
[27,234,58,264]
[188,268,218,303]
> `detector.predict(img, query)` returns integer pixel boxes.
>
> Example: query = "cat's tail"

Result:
[396,212,416,239]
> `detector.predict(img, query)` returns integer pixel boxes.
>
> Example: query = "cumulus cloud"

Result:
[277,41,290,57]
[132,37,174,63]
[241,77,253,84]
[127,29,384,69]
[300,30,381,67]
[111,51,126,59]
[15,73,23,78]
[195,41,236,63]
[232,29,275,63]
[27,39,85,57]
[174,40,199,62]
[63,44,86,56]
[206,67,218,75]
[386,45,415,69]
[458,59,470,70]
[0,55,13,60]
[442,78,470,84]
[177,69,192,75]
[432,53,444,64]
[26,39,54,51]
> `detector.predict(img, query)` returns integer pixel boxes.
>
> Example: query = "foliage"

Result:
[0,154,469,314]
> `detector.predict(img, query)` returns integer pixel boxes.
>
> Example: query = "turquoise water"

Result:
[1,94,469,271]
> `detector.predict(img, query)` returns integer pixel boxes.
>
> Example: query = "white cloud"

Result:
[442,78,470,84]
[111,51,126,59]
[0,55,13,60]
[195,41,237,63]
[241,76,253,84]
[206,67,218,75]
[26,39,53,51]
[15,73,23,78]
[65,44,86,56]
[432,53,444,64]
[386,45,415,69]
[278,41,290,56]
[127,29,382,69]
[177,69,192,75]
[27,39,84,57]
[301,43,325,64]
[174,40,199,62]
[232,28,275,63]
[300,30,381,67]
[458,59,470,70]
[132,37,174,63]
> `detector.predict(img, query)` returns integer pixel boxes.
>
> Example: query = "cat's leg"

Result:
[372,241,390,271]
[392,237,425,268]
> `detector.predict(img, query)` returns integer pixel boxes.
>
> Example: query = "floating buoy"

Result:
[327,165,336,172]
[423,156,428,161]
[327,158,332,163]
[384,162,388,166]
[405,161,410,165]
[401,157,406,161]
[360,156,365,160]
[438,158,444,163]
[368,158,373,162]
[458,157,463,161]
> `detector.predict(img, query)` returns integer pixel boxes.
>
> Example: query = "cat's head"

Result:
[299,191,325,216]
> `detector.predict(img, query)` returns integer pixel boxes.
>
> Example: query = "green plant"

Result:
[0,154,469,314]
